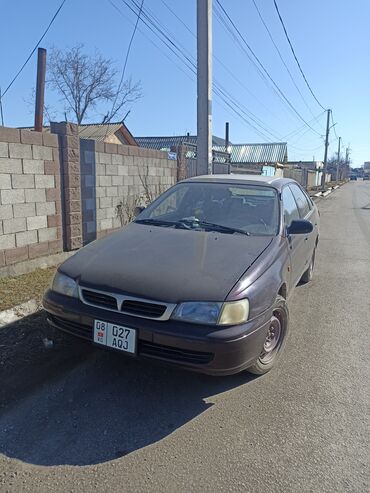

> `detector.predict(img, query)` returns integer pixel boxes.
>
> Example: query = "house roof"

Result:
[213,142,288,164]
[78,122,123,141]
[20,121,138,145]
[135,135,287,165]
[135,135,226,150]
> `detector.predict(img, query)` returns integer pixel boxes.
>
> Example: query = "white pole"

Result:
[197,0,212,175]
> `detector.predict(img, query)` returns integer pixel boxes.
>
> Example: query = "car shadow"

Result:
[0,311,256,467]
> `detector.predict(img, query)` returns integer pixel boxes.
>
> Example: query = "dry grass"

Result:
[0,267,56,311]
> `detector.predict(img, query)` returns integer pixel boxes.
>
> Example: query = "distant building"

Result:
[136,134,288,175]
[20,121,138,146]
[364,162,370,173]
[286,161,323,171]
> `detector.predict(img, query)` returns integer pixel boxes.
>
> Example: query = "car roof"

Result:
[183,174,295,191]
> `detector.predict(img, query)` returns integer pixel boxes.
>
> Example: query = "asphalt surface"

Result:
[0,181,369,492]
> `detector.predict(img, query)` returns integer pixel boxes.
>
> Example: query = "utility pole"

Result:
[34,48,46,132]
[344,147,350,180]
[225,121,230,174]
[225,121,229,152]
[321,108,331,189]
[197,0,212,175]
[336,136,341,182]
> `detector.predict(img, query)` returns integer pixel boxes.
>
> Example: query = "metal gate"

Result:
[175,142,230,179]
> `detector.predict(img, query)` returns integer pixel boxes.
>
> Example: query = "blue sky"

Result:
[0,0,369,166]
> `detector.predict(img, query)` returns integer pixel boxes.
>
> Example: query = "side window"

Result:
[289,184,311,218]
[282,186,300,225]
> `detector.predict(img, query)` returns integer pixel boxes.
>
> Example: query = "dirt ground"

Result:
[0,267,56,311]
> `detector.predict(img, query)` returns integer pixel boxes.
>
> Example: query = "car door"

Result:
[281,185,307,287]
[289,183,317,270]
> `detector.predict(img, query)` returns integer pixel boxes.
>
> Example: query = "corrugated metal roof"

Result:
[135,135,226,151]
[136,136,287,164]
[214,143,287,164]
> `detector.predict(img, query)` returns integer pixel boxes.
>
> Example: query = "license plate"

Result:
[93,320,136,354]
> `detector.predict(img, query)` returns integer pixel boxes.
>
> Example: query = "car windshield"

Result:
[136,182,279,236]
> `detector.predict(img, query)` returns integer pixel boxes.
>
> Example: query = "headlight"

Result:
[172,302,222,324]
[218,299,249,325]
[172,299,249,325]
[52,271,79,298]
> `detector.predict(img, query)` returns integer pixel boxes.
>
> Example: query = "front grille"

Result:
[121,299,166,318]
[49,315,92,340]
[79,286,175,321]
[82,289,117,310]
[139,341,213,365]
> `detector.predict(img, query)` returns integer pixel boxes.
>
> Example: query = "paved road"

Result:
[0,181,369,492]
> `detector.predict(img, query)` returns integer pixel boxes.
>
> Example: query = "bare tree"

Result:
[327,154,351,181]
[115,194,144,226]
[138,165,167,204]
[115,167,170,226]
[47,44,142,124]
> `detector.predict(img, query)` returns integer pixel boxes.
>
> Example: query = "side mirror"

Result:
[287,219,313,235]
[134,206,145,217]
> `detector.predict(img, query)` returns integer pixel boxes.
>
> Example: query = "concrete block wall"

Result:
[0,127,62,268]
[0,122,178,270]
[93,142,177,236]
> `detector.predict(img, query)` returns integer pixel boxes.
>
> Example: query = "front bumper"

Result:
[43,290,271,376]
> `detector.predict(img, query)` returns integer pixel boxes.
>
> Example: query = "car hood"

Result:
[60,223,273,303]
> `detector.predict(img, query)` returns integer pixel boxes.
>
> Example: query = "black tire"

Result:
[301,249,315,284]
[247,295,289,375]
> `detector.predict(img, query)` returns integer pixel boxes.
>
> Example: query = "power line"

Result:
[215,0,323,136]
[0,0,67,100]
[108,0,195,83]
[0,88,4,125]
[160,0,284,128]
[105,0,144,126]
[117,0,325,147]
[159,0,194,37]
[123,0,196,71]
[272,0,326,111]
[251,0,316,118]
[281,111,326,140]
[121,0,284,141]
[121,1,324,149]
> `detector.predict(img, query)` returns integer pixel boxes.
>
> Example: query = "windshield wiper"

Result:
[135,218,178,227]
[136,217,250,235]
[195,220,250,236]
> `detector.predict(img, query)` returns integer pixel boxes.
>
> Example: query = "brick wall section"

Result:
[94,142,177,235]
[51,122,83,251]
[0,126,62,267]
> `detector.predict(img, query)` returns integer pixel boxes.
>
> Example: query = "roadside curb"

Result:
[0,299,41,328]
[310,181,346,202]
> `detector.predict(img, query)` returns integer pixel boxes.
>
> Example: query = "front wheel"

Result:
[247,295,289,375]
